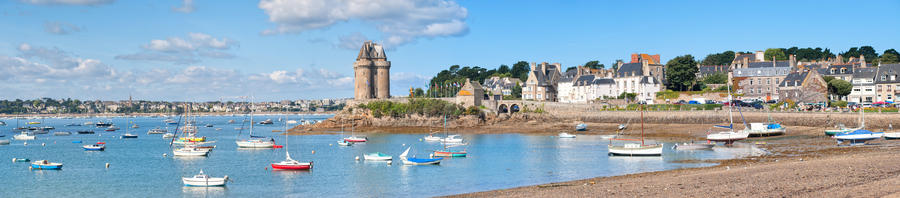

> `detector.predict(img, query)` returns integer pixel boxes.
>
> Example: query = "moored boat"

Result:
[575,123,587,131]
[558,132,576,138]
[364,152,393,161]
[271,115,312,170]
[77,130,95,134]
[105,126,119,131]
[14,132,36,140]
[54,131,72,136]
[741,122,786,137]
[31,160,63,170]
[148,127,167,134]
[163,133,175,139]
[673,141,716,150]
[337,140,352,146]
[13,158,30,162]
[834,129,883,145]
[121,133,138,139]
[343,136,367,142]
[440,135,463,144]
[182,170,228,187]
[83,144,105,151]
[173,147,210,156]
[608,143,664,156]
[0,139,9,145]
[884,132,900,140]
[258,119,274,125]
[399,147,442,165]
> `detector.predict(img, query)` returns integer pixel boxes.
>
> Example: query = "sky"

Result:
[1,0,899,101]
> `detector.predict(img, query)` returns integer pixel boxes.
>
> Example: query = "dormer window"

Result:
[830,68,836,74]
[883,75,887,81]
[840,68,847,74]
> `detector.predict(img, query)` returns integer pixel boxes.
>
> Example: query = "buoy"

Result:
[105,163,110,168]
[42,143,46,146]
[24,142,28,146]
[12,158,16,162]
[163,153,168,157]
[355,156,360,161]
[402,143,406,146]
[387,161,392,165]
[311,150,315,154]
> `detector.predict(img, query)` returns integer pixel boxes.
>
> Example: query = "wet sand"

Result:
[449,124,900,197]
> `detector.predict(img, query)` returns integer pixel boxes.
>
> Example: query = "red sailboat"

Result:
[271,115,312,170]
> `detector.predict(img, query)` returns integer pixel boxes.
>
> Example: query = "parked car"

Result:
[674,100,687,105]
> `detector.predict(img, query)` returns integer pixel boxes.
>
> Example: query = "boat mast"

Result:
[283,113,289,157]
[249,96,254,137]
[727,83,734,132]
[640,102,644,146]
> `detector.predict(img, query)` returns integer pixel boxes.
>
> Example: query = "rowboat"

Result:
[83,144,105,151]
[575,123,587,131]
[364,152,393,161]
[673,141,716,150]
[31,160,63,170]
[182,170,228,187]
[558,132,576,138]
[399,147,442,165]
[834,129,883,146]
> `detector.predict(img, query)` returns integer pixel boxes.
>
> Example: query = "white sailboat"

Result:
[608,88,662,156]
[337,120,353,146]
[236,98,275,148]
[707,84,749,144]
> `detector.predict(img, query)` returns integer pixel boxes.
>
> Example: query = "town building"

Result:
[613,60,662,104]
[849,68,878,104]
[482,76,522,96]
[456,78,485,107]
[777,70,828,104]
[874,64,900,103]
[817,64,855,82]
[523,62,562,101]
[729,53,797,101]
[353,41,391,100]
[557,66,618,103]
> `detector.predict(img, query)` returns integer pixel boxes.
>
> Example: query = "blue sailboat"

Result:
[834,129,883,146]
[399,147,442,165]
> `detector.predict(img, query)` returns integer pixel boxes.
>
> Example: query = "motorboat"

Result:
[440,135,463,144]
[343,136,367,143]
[53,131,72,136]
[182,170,228,187]
[12,158,30,162]
[173,147,210,156]
[337,140,352,146]
[83,144,105,151]
[364,152,393,161]
[741,122,786,137]
[14,132,36,140]
[423,134,442,142]
[399,147,442,165]
[95,122,112,127]
[575,123,587,131]
[148,127,167,134]
[105,126,119,131]
[77,130,95,134]
[834,129,884,145]
[673,141,716,150]
[163,133,175,139]
[122,133,138,139]
[258,119,274,125]
[558,132,576,138]
[31,160,63,170]
[884,132,900,140]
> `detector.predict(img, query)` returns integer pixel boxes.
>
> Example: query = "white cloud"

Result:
[19,0,114,6]
[116,33,238,64]
[44,21,81,35]
[258,0,468,47]
[172,0,195,13]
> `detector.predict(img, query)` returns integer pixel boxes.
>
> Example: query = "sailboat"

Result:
[833,110,883,145]
[343,123,367,142]
[433,116,468,157]
[399,147,442,165]
[236,98,275,148]
[825,108,865,136]
[741,109,786,137]
[706,85,749,144]
[608,88,663,157]
[271,116,312,170]
[337,120,353,146]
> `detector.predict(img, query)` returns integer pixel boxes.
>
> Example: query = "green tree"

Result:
[881,49,900,64]
[612,59,623,70]
[584,60,603,69]
[764,48,787,61]
[664,54,699,91]
[565,66,577,72]
[828,79,852,101]
[511,61,530,81]
[497,64,510,74]
[700,51,735,65]
[413,88,425,97]
[511,83,522,99]
[702,73,727,84]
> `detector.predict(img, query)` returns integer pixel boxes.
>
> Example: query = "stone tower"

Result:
[354,41,391,100]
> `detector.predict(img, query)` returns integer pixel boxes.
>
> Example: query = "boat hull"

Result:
[884,132,900,139]
[607,144,663,156]
[343,137,367,142]
[271,163,312,170]
[31,163,63,170]
[0,139,9,145]
[707,132,749,143]
[14,135,36,140]
[673,143,715,150]
[401,157,442,165]
[182,178,227,187]
[236,140,275,148]
[433,151,467,157]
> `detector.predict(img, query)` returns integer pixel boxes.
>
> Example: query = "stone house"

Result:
[482,76,522,96]
[817,64,854,82]
[613,61,662,104]
[455,78,484,107]
[523,62,562,101]
[732,66,791,101]
[849,68,878,104]
[874,64,900,103]
[777,70,827,104]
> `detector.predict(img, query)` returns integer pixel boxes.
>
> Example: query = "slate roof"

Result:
[852,68,878,79]
[733,54,756,62]
[875,64,900,84]
[817,64,854,76]
[699,65,728,74]
[615,63,643,77]
[779,71,810,87]
[573,75,595,86]
[482,77,521,89]
[593,78,615,85]
[747,61,790,68]
[732,67,791,77]
[640,76,660,84]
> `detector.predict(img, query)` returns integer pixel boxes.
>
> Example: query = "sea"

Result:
[0,115,764,197]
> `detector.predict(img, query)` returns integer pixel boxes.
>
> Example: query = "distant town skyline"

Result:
[1,0,899,101]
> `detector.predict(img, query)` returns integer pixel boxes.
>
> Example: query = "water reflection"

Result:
[182,186,227,197]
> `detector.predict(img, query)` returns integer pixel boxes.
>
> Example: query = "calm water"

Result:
[0,115,763,197]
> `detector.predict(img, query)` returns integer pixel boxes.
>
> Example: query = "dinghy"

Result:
[558,132,576,138]
[364,152,393,161]
[575,123,587,131]
[83,144,105,151]
[399,147,442,165]
[673,141,715,150]
[884,132,900,140]
[31,160,63,170]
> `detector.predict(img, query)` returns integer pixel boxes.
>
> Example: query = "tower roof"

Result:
[357,41,386,60]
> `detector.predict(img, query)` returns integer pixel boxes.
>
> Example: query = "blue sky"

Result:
[1,0,899,101]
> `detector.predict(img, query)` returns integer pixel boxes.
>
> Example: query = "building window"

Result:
[767,78,770,85]
[883,75,887,81]
[750,79,753,85]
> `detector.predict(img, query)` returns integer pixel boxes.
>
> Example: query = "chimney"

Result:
[859,55,867,68]
[554,63,562,73]
[773,55,776,67]
[836,54,844,64]
[642,59,650,76]
[652,54,661,64]
[755,51,765,62]
[743,56,750,68]
[530,62,536,72]
[616,60,624,69]
[576,65,583,76]
[631,54,640,63]
[790,54,797,68]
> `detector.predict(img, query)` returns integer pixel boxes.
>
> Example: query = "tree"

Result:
[511,83,522,99]
[413,88,425,97]
[584,60,603,69]
[764,48,787,61]
[882,49,900,64]
[565,66,577,72]
[702,73,727,84]
[664,54,699,91]
[828,79,852,101]
[612,59,623,70]
[511,61,530,81]
[840,46,878,63]
[701,51,735,66]
[497,64,510,74]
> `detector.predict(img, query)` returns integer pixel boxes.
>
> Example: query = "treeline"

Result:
[700,46,899,65]
[355,98,480,118]
[427,61,531,97]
